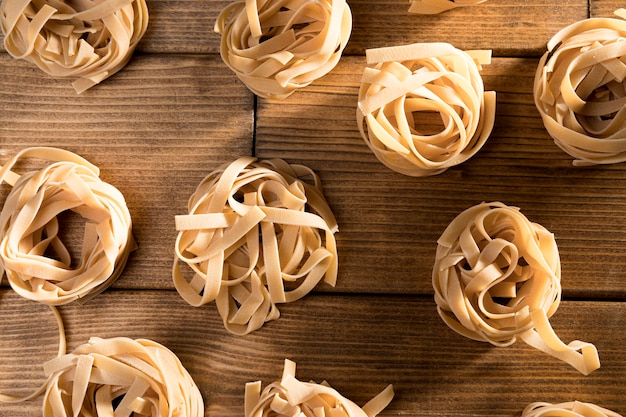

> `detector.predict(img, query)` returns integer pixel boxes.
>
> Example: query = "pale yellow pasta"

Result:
[42,337,204,417]
[433,201,600,375]
[534,9,626,166]
[245,359,394,417]
[408,0,488,14]
[0,147,135,305]
[357,42,496,176]
[522,401,622,417]
[1,0,149,93]
[214,0,352,99]
[173,157,338,335]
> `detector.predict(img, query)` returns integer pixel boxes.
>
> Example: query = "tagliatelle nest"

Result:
[246,359,394,417]
[214,0,352,99]
[408,0,488,14]
[522,401,622,417]
[0,147,135,305]
[0,0,149,93]
[433,201,600,375]
[534,9,626,166]
[357,42,496,176]
[42,337,204,417]
[173,157,338,335]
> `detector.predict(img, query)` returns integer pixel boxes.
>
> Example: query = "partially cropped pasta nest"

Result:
[173,157,338,335]
[246,359,394,417]
[534,9,626,165]
[522,401,622,417]
[432,201,599,375]
[42,337,203,417]
[215,0,352,99]
[0,0,149,93]
[357,42,496,176]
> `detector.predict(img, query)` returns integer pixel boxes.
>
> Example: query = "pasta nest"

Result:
[522,401,622,417]
[173,157,338,335]
[433,201,600,375]
[245,359,394,417]
[214,0,352,99]
[42,337,203,417]
[357,42,496,177]
[0,147,134,305]
[0,0,149,93]
[534,9,626,166]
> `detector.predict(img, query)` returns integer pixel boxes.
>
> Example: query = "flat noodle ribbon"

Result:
[357,42,496,176]
[173,157,338,335]
[42,337,204,417]
[533,9,626,166]
[214,0,352,99]
[522,401,622,417]
[245,359,394,417]
[408,0,488,14]
[432,201,600,375]
[0,146,134,403]
[1,0,149,93]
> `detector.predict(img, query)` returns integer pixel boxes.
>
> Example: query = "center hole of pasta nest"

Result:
[42,210,88,269]
[410,111,446,136]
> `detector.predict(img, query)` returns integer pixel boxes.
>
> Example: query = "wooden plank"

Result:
[0,52,255,290]
[255,56,626,298]
[347,0,587,57]
[0,289,624,416]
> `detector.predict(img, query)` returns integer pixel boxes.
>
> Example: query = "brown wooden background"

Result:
[1,0,626,415]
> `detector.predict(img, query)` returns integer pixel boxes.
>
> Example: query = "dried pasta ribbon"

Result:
[0,147,135,305]
[214,0,352,99]
[42,337,204,417]
[0,0,149,93]
[408,0,488,14]
[173,157,338,335]
[245,359,394,417]
[522,401,622,417]
[357,42,496,176]
[533,9,626,166]
[432,201,600,375]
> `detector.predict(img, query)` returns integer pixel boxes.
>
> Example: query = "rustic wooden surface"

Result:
[1,0,626,415]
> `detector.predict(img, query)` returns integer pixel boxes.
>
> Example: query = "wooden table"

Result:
[1,0,626,415]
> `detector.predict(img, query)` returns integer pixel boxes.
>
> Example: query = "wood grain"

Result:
[0,289,624,416]
[1,0,626,416]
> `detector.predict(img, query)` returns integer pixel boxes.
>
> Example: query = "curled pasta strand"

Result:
[408,0,488,14]
[432,201,600,375]
[534,9,626,165]
[173,157,338,335]
[0,305,66,404]
[0,0,149,93]
[357,42,496,176]
[245,359,394,417]
[522,401,622,417]
[0,147,135,305]
[42,337,204,417]
[214,0,352,99]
